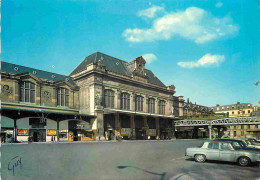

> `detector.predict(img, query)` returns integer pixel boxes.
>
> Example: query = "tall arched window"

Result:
[57,88,69,106]
[159,100,165,114]
[148,98,155,113]
[135,95,143,112]
[121,93,130,110]
[20,81,35,103]
[104,90,114,108]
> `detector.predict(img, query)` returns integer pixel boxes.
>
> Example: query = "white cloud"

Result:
[142,53,157,64]
[138,6,164,18]
[123,7,238,44]
[177,54,225,68]
[215,2,223,8]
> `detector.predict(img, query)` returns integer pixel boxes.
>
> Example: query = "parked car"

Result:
[185,140,260,166]
[214,138,260,152]
[234,138,260,149]
[248,138,260,146]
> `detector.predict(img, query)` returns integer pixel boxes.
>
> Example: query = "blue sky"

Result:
[2,0,260,107]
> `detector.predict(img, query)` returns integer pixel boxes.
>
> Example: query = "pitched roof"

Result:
[70,52,166,87]
[1,61,77,87]
[211,103,252,111]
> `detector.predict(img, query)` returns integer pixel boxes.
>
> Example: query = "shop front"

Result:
[104,114,115,140]
[120,114,131,140]
[159,118,173,140]
[147,117,156,140]
[68,120,94,141]
[134,115,145,140]
[1,116,14,143]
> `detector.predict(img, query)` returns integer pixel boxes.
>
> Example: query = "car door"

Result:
[206,142,220,160]
[219,142,236,162]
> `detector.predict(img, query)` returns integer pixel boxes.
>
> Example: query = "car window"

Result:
[221,143,233,150]
[231,142,241,148]
[208,143,219,149]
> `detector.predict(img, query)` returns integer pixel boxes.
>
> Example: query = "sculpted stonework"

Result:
[43,91,51,102]
[2,85,13,96]
[95,92,102,106]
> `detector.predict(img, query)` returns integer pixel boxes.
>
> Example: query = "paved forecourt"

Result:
[1,140,260,180]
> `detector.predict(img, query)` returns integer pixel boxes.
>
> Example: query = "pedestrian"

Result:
[54,136,56,142]
[51,136,53,142]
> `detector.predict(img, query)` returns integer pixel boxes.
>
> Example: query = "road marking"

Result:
[171,157,186,161]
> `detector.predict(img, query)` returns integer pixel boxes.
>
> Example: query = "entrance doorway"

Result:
[29,129,46,142]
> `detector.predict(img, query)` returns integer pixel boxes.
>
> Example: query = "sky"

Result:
[2,0,260,107]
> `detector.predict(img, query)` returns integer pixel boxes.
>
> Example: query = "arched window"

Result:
[159,100,165,114]
[104,90,114,108]
[20,81,35,103]
[121,93,130,110]
[57,88,69,106]
[135,95,143,112]
[148,98,155,113]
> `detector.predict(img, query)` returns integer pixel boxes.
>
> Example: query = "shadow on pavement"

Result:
[117,166,169,180]
[185,158,260,167]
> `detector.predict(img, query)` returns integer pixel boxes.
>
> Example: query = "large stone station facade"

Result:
[1,52,183,142]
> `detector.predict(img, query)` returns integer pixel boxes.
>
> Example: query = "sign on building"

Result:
[147,129,156,136]
[17,129,29,135]
[47,130,57,136]
[121,128,131,136]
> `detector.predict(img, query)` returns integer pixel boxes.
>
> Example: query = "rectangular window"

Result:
[247,125,250,129]
[241,131,244,136]
[104,90,114,108]
[234,131,237,137]
[248,110,250,113]
[121,93,130,110]
[241,125,244,129]
[148,98,155,114]
[159,100,165,114]
[20,81,35,103]
[232,111,234,115]
[57,88,69,107]
[256,125,258,128]
[135,96,143,112]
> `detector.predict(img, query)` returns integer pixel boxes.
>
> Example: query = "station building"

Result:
[1,52,183,142]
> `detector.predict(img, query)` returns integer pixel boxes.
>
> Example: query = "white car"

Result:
[186,140,260,166]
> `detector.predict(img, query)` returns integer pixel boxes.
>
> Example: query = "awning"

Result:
[1,105,95,118]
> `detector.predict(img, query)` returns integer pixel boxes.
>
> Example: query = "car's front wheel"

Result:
[194,154,206,163]
[238,156,251,167]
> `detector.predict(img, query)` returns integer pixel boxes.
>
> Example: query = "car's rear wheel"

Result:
[194,154,206,163]
[238,156,251,167]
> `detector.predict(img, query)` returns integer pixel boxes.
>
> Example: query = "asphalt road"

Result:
[1,140,260,180]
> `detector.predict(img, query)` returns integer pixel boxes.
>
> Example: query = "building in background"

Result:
[175,99,214,139]
[211,102,259,138]
[1,52,183,142]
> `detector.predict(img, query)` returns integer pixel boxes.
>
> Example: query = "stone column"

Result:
[130,114,136,139]
[143,116,148,139]
[14,118,17,142]
[208,125,212,140]
[115,112,120,139]
[155,117,159,140]
[171,120,176,139]
[96,108,105,141]
[57,118,60,141]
